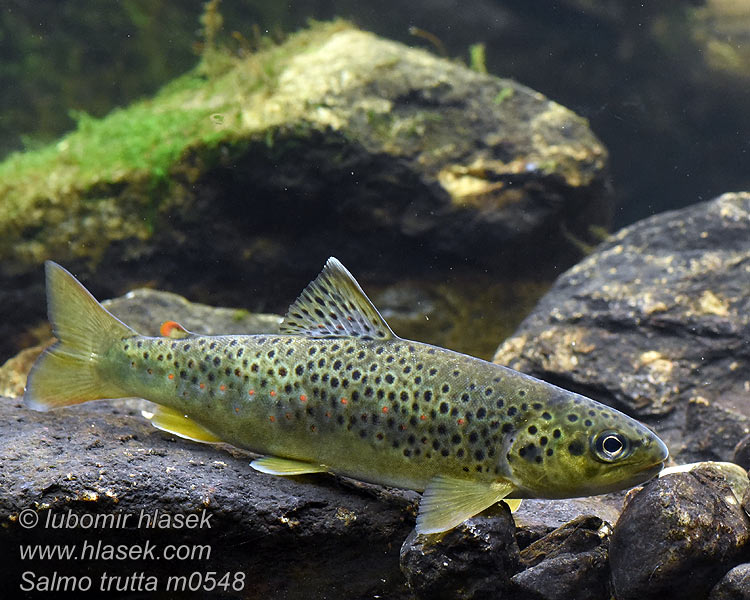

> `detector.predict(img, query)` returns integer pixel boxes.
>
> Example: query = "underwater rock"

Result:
[0,397,415,599]
[512,494,622,546]
[733,435,750,473]
[399,510,520,600]
[609,464,750,600]
[0,22,609,362]
[494,191,750,463]
[510,515,611,600]
[709,563,750,600]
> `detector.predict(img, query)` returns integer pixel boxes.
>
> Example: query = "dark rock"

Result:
[511,546,609,600]
[494,192,750,463]
[509,515,611,600]
[734,436,750,473]
[399,508,520,600]
[0,397,415,599]
[513,494,622,548]
[710,563,750,600]
[610,465,750,600]
[519,515,609,568]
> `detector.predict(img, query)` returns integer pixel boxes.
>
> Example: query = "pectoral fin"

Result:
[416,476,515,534]
[251,456,328,475]
[143,406,223,443]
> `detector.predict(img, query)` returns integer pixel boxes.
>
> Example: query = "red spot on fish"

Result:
[168,373,174,380]
[249,390,255,396]
[235,407,240,413]
[457,418,465,425]
[340,397,348,405]
[269,415,276,422]
[300,395,307,402]
[270,390,276,397]
[420,415,427,420]
[311,425,317,432]
[286,413,292,420]
[318,324,325,329]
[325,411,331,418]
[382,406,389,413]
[219,384,226,391]
[199,383,205,390]
[399,425,407,431]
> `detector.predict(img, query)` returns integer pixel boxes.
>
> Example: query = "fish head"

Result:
[503,391,669,499]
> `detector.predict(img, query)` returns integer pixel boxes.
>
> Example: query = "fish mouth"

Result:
[619,457,667,489]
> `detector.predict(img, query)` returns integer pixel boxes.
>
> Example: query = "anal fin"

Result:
[251,456,328,476]
[504,499,522,512]
[416,475,515,534]
[143,406,223,443]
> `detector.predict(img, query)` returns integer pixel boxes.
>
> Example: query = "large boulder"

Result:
[0,22,610,362]
[494,191,750,462]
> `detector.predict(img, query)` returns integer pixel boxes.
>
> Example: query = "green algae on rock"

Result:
[0,21,609,362]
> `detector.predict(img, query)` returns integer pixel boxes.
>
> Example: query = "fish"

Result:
[24,258,669,534]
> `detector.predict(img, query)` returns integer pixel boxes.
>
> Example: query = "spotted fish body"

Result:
[24,259,669,534]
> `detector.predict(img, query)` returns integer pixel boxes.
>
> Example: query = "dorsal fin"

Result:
[280,257,396,340]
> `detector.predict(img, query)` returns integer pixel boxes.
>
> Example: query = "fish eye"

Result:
[592,431,630,462]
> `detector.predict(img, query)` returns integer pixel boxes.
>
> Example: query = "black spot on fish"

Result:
[439,402,449,414]
[474,450,484,461]
[528,425,538,434]
[502,423,513,433]
[568,441,584,456]
[424,390,432,402]
[476,407,486,419]
[542,412,552,420]
[567,414,578,422]
[553,429,561,438]
[507,407,517,417]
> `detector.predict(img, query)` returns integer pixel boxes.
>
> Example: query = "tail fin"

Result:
[24,261,136,411]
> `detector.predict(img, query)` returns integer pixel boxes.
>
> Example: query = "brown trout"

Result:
[25,258,668,533]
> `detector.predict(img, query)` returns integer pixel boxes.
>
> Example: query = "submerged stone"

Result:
[399,510,520,600]
[610,464,750,600]
[709,563,750,600]
[494,191,750,464]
